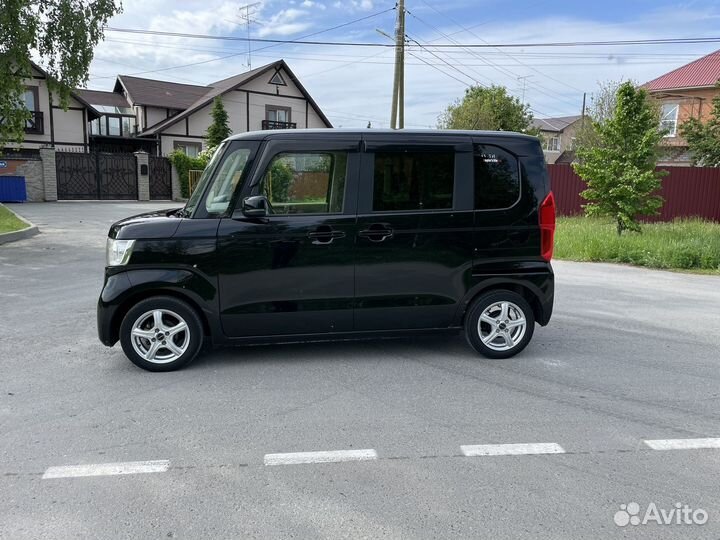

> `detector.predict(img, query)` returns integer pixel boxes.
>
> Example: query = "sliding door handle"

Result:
[358,224,394,243]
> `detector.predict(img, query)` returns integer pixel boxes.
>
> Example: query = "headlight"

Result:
[106,238,136,266]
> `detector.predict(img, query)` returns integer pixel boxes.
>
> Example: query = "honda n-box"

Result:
[98,129,555,371]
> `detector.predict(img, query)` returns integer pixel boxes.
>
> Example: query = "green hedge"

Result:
[168,150,210,198]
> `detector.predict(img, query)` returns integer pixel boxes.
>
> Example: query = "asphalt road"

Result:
[1,202,719,539]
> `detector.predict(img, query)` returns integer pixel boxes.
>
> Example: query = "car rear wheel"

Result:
[465,290,535,359]
[119,296,203,372]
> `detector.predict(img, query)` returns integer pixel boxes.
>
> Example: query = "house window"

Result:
[23,87,39,111]
[90,114,135,137]
[267,106,291,124]
[543,136,560,152]
[661,103,679,137]
[108,116,121,136]
[174,141,202,158]
[18,86,43,134]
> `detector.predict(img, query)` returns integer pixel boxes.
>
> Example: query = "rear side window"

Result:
[373,151,454,212]
[474,146,520,210]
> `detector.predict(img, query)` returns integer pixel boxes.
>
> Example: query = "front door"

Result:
[217,140,359,338]
[353,136,475,331]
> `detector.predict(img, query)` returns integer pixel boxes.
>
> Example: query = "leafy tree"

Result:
[681,82,720,166]
[0,0,121,145]
[573,82,666,235]
[205,97,232,148]
[438,85,537,134]
[573,79,624,153]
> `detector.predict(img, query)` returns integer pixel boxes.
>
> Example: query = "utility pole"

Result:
[581,92,587,128]
[518,75,532,104]
[390,0,405,130]
[239,2,262,69]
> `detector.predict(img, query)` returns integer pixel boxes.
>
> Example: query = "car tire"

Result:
[119,296,204,372]
[464,290,535,359]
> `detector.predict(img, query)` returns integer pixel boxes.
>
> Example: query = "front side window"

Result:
[259,152,347,214]
[661,103,679,137]
[474,145,520,210]
[372,151,454,212]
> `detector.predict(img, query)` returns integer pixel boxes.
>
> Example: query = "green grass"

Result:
[0,204,28,235]
[555,216,720,274]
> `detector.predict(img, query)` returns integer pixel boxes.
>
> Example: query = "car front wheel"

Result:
[465,290,535,359]
[119,296,203,372]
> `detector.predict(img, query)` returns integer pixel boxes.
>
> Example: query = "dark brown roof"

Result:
[75,89,130,108]
[114,75,209,109]
[142,60,332,136]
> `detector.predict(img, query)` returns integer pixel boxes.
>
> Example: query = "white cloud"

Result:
[332,0,373,11]
[301,0,326,9]
[86,2,720,129]
[256,8,312,37]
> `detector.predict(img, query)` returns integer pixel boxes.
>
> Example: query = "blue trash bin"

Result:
[0,176,28,202]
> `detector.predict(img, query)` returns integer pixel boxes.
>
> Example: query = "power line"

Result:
[103,28,720,48]
[91,7,396,80]
[412,0,585,95]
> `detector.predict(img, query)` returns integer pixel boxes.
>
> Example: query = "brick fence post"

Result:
[135,151,150,201]
[38,145,57,201]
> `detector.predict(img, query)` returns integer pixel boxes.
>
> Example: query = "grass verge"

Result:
[555,217,720,274]
[0,204,29,235]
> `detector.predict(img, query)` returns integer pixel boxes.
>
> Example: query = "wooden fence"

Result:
[547,164,720,221]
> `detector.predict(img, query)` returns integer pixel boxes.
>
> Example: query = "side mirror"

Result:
[242,195,270,218]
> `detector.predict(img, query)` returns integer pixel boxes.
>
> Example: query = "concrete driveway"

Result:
[1,202,720,539]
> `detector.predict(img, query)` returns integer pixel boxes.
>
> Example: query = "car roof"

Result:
[226,128,539,143]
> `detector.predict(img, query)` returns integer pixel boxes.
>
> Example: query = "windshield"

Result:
[183,143,227,217]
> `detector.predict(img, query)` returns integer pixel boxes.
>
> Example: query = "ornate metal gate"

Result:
[149,156,172,200]
[56,151,137,200]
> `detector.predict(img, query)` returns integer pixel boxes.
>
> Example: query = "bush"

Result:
[168,150,211,198]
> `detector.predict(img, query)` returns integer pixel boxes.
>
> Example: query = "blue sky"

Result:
[87,0,720,127]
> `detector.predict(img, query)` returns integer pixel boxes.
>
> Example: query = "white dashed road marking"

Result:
[42,460,171,479]
[460,442,566,457]
[644,438,720,451]
[264,449,378,466]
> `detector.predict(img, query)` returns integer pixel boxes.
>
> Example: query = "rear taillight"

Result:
[539,191,556,261]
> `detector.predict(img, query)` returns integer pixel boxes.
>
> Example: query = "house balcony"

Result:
[262,120,297,130]
[0,110,44,135]
[25,110,44,134]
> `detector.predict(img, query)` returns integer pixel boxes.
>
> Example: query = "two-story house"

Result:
[2,62,100,155]
[643,49,720,166]
[531,115,583,164]
[75,60,332,156]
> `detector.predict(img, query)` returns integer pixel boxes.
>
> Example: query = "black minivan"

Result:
[98,129,555,371]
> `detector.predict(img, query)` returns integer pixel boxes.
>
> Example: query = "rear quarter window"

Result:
[474,145,520,210]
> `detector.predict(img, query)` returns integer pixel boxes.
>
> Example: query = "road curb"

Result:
[0,204,40,246]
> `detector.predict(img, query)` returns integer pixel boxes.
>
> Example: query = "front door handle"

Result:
[358,223,394,243]
[307,226,346,245]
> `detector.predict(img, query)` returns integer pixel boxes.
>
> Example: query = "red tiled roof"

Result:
[644,50,720,92]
